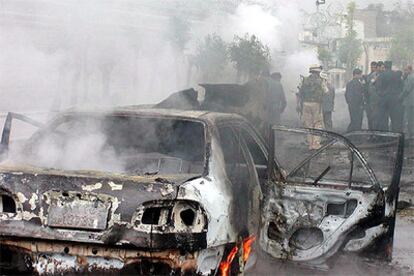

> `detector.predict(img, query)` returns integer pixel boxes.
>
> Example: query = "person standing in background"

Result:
[297,65,327,149]
[375,61,404,132]
[364,61,379,130]
[321,71,335,131]
[345,69,364,132]
[269,72,287,126]
[245,69,273,138]
[402,65,414,139]
[377,61,385,73]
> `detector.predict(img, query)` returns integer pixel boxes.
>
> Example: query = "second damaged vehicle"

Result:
[0,108,404,275]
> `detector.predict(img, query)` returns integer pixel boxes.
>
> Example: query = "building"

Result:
[299,4,394,89]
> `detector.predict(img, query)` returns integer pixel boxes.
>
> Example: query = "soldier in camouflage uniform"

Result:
[297,65,327,149]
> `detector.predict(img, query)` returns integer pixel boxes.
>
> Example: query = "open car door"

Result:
[260,126,404,267]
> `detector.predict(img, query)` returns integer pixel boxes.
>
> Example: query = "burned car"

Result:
[0,107,404,275]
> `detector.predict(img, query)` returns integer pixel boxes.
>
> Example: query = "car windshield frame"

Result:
[20,112,210,176]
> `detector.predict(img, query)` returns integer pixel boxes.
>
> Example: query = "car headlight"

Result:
[133,200,207,233]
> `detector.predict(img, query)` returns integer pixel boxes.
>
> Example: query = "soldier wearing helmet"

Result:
[297,64,328,149]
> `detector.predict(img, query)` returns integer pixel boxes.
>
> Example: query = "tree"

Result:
[338,2,362,78]
[167,15,191,53]
[166,15,191,87]
[194,34,228,82]
[389,25,414,67]
[389,1,414,67]
[317,45,332,69]
[229,34,271,81]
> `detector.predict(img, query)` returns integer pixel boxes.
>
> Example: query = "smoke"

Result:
[0,0,321,113]
[5,114,206,175]
[228,3,281,48]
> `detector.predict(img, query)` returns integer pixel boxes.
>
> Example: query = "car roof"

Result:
[61,107,248,126]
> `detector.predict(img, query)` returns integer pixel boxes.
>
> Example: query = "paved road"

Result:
[248,211,414,276]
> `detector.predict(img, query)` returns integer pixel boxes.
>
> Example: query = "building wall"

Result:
[359,38,392,73]
[355,9,378,38]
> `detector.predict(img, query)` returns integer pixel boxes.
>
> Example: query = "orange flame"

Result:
[242,235,256,263]
[219,236,256,276]
[219,245,238,276]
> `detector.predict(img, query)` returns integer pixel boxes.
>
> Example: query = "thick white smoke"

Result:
[0,0,321,114]
[1,0,401,131]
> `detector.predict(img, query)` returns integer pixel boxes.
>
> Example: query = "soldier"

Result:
[345,69,364,132]
[364,61,379,130]
[269,72,287,125]
[375,61,404,132]
[401,65,414,138]
[297,65,327,149]
[321,71,335,130]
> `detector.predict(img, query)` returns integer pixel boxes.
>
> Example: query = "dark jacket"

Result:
[345,78,364,107]
[269,79,287,114]
[403,73,414,107]
[375,69,403,97]
[365,72,378,103]
[322,83,335,112]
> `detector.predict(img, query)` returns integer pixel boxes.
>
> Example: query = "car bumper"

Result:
[0,239,224,275]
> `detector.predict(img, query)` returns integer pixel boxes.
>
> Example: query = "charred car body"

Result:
[0,86,404,275]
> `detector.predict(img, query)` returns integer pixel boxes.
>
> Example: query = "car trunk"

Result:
[0,165,199,246]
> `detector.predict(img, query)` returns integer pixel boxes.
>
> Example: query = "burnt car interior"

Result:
[6,114,206,175]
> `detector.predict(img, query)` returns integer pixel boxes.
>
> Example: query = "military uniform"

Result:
[298,72,326,149]
[402,73,414,138]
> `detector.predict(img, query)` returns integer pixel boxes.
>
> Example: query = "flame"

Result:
[219,245,238,276]
[219,236,256,276]
[242,235,256,263]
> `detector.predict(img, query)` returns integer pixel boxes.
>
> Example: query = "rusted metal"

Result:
[47,193,110,231]
[1,239,198,274]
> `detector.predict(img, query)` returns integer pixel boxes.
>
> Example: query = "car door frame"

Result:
[0,112,45,158]
[261,125,402,265]
[215,121,263,237]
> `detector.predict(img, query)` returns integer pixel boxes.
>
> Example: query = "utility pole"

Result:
[315,0,327,38]
[316,0,326,11]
